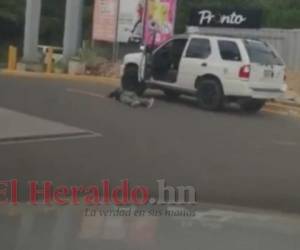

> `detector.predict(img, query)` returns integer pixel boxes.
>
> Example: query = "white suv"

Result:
[121,34,287,112]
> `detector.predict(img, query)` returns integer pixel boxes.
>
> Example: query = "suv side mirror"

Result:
[140,45,154,54]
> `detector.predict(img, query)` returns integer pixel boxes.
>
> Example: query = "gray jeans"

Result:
[120,91,150,107]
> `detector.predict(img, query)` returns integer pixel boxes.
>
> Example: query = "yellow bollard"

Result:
[8,46,13,70]
[46,47,54,73]
[8,46,17,70]
[12,47,17,70]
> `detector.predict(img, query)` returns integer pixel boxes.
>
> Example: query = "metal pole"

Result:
[142,0,149,80]
[112,0,121,62]
[46,47,54,73]
[142,0,148,47]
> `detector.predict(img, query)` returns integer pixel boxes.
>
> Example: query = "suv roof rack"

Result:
[188,32,263,41]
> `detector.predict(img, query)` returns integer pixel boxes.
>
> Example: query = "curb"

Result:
[266,102,300,111]
[0,70,120,87]
[265,102,300,118]
[273,99,300,109]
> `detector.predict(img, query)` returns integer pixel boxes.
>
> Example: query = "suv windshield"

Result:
[245,40,284,65]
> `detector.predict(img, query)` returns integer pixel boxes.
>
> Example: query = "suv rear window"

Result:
[218,40,241,61]
[244,40,283,65]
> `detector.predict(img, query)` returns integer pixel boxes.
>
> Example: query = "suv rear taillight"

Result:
[239,65,251,79]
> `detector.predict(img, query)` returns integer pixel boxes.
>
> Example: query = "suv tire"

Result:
[240,99,266,113]
[196,78,224,111]
[122,66,146,96]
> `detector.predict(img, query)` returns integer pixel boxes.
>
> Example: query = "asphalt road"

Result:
[1,75,300,213]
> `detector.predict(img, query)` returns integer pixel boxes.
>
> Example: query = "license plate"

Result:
[264,70,274,78]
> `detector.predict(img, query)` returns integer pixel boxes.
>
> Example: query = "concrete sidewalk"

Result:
[277,90,300,108]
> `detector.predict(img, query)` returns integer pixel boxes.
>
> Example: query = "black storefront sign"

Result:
[189,8,263,29]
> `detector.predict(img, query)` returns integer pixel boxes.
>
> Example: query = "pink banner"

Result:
[143,0,177,47]
[93,0,118,42]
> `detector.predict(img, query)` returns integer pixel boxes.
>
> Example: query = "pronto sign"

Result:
[189,8,263,29]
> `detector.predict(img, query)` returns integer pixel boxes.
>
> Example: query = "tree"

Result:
[0,0,25,42]
[1,0,300,56]
[0,0,24,24]
[39,0,66,46]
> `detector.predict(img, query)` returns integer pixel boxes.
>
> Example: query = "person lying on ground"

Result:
[109,88,154,108]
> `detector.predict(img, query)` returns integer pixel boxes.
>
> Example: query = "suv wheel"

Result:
[164,90,180,100]
[122,66,146,96]
[196,79,224,111]
[240,99,266,113]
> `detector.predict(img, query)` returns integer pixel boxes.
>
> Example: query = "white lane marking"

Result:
[0,133,102,146]
[81,129,103,138]
[67,88,106,99]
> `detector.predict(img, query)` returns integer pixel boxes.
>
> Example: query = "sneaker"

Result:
[147,98,154,109]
